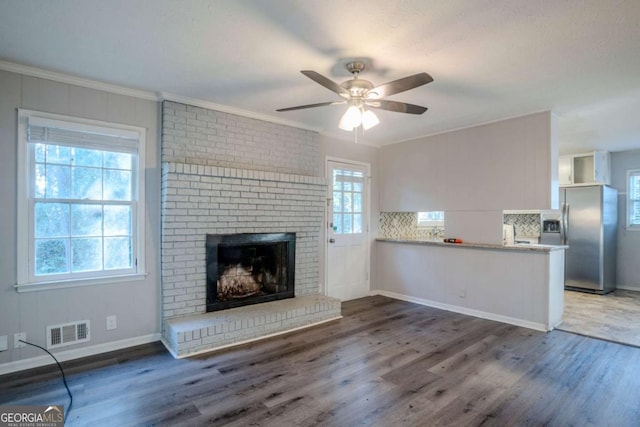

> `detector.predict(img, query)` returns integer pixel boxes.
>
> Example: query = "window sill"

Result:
[14,273,148,293]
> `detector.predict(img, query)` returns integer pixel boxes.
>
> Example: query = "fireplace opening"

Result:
[206,233,295,311]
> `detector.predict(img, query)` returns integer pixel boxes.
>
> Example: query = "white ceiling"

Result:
[1,0,639,153]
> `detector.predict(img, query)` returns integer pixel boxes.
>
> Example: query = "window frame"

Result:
[627,169,640,230]
[330,166,366,235]
[417,211,445,228]
[16,109,147,292]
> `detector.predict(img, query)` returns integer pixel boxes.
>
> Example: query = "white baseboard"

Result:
[370,290,548,332]
[0,333,161,376]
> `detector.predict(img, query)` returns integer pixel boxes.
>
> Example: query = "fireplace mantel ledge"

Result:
[162,161,327,187]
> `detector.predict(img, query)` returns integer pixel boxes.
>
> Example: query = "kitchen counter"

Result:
[376,237,567,253]
[374,238,566,331]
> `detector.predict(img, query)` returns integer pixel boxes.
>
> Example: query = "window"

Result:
[417,211,445,227]
[16,110,146,291]
[331,168,365,234]
[628,169,640,229]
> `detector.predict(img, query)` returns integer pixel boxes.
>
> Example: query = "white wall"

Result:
[0,70,161,371]
[319,135,380,291]
[610,149,640,290]
[379,112,558,244]
[375,241,564,331]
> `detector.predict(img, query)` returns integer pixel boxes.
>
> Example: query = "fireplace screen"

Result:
[206,233,295,311]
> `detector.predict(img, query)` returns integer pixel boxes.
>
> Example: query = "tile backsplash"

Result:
[503,213,540,237]
[379,212,439,239]
[380,212,541,240]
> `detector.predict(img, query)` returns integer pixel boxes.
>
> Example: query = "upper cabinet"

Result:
[559,151,610,186]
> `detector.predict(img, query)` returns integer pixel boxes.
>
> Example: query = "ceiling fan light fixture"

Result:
[339,104,362,131]
[361,109,379,130]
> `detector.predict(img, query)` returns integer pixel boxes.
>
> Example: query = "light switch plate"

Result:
[0,335,7,351]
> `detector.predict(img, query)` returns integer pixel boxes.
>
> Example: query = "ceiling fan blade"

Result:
[365,100,428,114]
[301,70,349,96]
[366,72,433,99]
[276,101,345,112]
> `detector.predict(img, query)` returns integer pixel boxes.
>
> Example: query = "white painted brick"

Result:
[161,102,329,321]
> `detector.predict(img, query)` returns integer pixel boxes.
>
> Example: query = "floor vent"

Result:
[47,320,91,349]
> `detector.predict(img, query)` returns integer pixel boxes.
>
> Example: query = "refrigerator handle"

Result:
[561,203,569,245]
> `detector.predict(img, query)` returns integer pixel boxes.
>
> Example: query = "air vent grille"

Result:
[47,320,90,349]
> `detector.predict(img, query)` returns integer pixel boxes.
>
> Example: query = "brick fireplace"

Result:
[160,102,341,357]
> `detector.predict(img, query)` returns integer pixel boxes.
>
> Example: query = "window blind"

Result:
[27,116,139,154]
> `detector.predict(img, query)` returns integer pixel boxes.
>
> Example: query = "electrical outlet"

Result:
[14,332,26,348]
[0,335,8,351]
[106,315,117,331]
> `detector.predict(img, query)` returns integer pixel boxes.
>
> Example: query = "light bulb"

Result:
[339,105,362,131]
[361,109,379,130]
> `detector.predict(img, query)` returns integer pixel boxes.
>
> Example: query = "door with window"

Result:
[326,160,369,301]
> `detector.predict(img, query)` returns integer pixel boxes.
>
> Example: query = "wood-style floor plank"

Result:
[1,296,639,426]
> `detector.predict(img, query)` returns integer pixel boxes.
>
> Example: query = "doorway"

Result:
[326,159,370,301]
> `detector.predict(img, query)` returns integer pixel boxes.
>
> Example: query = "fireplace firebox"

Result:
[206,233,295,312]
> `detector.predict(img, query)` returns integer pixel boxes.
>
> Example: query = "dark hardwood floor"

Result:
[2,296,639,426]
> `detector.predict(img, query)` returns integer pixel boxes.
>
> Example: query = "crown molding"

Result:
[159,92,322,133]
[383,109,553,146]
[0,60,322,133]
[0,60,159,101]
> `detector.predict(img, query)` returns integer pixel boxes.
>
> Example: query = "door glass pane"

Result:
[343,192,352,213]
[333,191,342,212]
[343,214,353,234]
[333,213,342,233]
[353,193,362,213]
[331,166,366,235]
[353,214,362,233]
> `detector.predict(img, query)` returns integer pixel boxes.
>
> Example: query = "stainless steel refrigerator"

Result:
[540,185,617,294]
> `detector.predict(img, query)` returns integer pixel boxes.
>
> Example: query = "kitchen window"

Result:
[628,169,640,229]
[16,109,147,291]
[417,211,445,227]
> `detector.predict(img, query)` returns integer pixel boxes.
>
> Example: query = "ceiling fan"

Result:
[276,61,433,131]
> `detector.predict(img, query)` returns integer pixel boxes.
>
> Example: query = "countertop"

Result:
[376,237,568,253]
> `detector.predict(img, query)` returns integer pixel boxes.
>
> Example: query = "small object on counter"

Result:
[443,238,463,243]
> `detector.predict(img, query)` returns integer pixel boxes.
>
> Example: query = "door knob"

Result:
[329,238,335,243]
